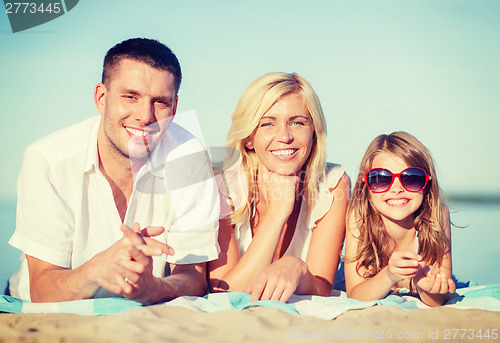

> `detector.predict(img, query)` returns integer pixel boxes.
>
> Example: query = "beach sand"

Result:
[1,305,499,343]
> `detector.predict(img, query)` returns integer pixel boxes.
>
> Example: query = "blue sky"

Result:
[1,0,500,201]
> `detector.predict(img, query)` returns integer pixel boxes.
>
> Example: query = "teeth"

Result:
[126,127,148,137]
[271,149,296,156]
[387,199,408,205]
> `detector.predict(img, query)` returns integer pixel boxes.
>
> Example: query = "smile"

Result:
[271,149,297,157]
[386,198,409,206]
[125,127,151,138]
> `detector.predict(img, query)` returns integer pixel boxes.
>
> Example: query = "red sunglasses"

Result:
[364,167,431,193]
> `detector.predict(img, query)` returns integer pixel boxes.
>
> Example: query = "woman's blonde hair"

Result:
[348,131,450,278]
[226,72,327,223]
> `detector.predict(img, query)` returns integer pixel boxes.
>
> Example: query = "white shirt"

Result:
[9,116,220,300]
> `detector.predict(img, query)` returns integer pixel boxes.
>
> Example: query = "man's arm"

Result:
[27,256,100,302]
[94,225,207,304]
[167,263,208,297]
[27,225,171,303]
[133,263,207,305]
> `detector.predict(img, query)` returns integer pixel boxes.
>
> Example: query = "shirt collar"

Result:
[142,131,168,178]
[84,117,101,173]
[84,117,168,178]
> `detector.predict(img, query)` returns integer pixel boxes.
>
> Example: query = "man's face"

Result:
[95,58,178,162]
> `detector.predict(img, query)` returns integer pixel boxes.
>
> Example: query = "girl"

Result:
[344,132,455,307]
[209,72,350,302]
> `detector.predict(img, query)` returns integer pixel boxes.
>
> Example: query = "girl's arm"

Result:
[344,216,423,300]
[344,218,394,300]
[414,205,456,307]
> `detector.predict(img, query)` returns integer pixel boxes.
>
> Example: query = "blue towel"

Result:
[1,283,499,318]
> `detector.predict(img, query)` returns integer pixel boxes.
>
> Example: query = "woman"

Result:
[209,72,349,302]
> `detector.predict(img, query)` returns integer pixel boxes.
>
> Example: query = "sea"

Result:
[0,199,499,292]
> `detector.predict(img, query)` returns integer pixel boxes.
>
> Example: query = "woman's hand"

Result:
[414,266,456,295]
[386,251,425,283]
[259,166,299,220]
[246,256,307,302]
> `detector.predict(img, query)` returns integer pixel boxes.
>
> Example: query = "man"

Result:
[8,38,220,304]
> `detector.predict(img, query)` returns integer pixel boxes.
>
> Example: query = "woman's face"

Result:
[246,93,315,176]
[368,152,425,229]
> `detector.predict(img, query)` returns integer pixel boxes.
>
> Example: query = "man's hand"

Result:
[89,223,173,302]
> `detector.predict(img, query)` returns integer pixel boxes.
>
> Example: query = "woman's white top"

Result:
[218,158,346,260]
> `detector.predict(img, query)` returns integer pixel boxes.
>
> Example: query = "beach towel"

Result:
[1,283,499,318]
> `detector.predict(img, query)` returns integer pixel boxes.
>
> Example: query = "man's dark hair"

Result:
[102,38,182,93]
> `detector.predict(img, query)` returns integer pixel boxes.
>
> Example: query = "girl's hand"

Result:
[414,267,456,295]
[246,256,307,302]
[259,166,299,220]
[387,251,425,283]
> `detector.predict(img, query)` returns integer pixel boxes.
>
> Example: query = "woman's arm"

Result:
[294,173,350,296]
[208,169,298,293]
[209,172,350,302]
[208,212,291,292]
[246,173,351,301]
[207,217,242,291]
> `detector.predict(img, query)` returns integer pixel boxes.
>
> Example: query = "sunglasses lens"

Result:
[400,168,427,192]
[366,169,393,192]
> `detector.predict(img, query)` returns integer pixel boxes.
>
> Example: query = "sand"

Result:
[1,305,499,343]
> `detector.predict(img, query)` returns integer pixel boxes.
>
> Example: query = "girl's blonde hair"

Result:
[348,131,450,278]
[226,72,327,223]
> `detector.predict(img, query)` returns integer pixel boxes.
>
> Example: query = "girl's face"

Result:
[368,152,425,229]
[246,93,314,176]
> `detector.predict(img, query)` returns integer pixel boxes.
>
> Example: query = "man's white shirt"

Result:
[9,116,220,300]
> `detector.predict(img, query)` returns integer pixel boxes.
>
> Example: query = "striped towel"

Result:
[1,284,499,318]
